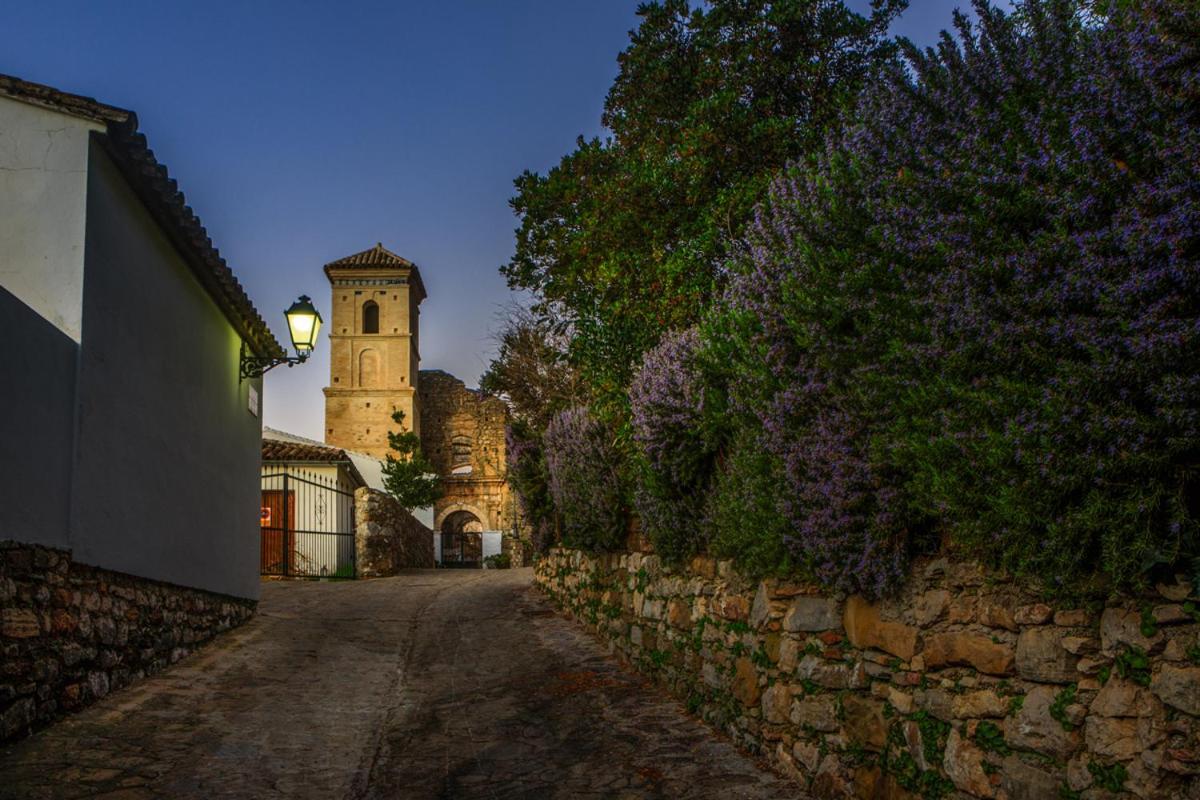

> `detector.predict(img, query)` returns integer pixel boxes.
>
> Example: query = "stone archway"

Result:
[437,507,486,566]
[440,510,483,534]
[434,503,490,533]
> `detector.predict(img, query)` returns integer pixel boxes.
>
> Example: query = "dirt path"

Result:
[0,569,798,799]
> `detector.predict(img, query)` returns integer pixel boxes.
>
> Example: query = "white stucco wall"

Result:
[69,138,265,599]
[481,532,502,561]
[0,97,101,342]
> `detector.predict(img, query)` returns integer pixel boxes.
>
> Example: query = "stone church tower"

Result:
[322,244,425,458]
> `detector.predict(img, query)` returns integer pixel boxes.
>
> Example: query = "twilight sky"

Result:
[5,0,1002,440]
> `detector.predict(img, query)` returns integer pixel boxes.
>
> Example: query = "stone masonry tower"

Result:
[322,244,426,458]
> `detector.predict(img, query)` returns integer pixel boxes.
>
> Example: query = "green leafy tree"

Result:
[380,410,442,512]
[501,0,905,416]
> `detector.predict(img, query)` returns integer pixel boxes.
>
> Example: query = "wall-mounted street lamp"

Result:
[240,295,323,379]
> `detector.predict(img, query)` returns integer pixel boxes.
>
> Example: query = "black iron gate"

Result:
[260,469,356,578]
[439,532,483,568]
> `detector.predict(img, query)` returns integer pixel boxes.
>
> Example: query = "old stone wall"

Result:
[501,534,533,569]
[354,488,435,575]
[0,540,255,743]
[417,370,516,537]
[536,548,1200,799]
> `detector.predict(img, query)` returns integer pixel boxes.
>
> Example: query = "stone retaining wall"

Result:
[0,541,255,743]
[536,548,1200,799]
[354,488,435,576]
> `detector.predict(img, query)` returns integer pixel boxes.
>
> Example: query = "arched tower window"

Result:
[362,301,379,334]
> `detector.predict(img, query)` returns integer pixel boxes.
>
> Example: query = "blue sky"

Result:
[5,0,1001,439]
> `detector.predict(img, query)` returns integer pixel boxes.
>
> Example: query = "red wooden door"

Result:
[260,490,295,574]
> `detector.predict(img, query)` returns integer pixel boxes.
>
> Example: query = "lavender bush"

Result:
[630,328,710,488]
[543,406,628,551]
[723,0,1200,594]
[629,328,720,560]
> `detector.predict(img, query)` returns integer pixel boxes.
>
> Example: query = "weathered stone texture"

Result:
[1016,626,1080,682]
[418,370,528,560]
[536,547,1200,799]
[354,488,435,575]
[922,631,1014,675]
[843,596,918,661]
[0,541,254,743]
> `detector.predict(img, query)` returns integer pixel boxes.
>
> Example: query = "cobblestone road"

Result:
[0,569,797,799]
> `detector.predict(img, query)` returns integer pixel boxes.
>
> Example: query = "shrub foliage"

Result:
[543,407,628,551]
[500,0,1200,596]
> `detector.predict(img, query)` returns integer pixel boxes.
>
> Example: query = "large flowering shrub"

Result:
[630,328,711,488]
[629,328,720,560]
[724,0,1200,593]
[543,406,628,550]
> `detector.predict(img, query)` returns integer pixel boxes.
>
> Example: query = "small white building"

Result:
[261,430,367,577]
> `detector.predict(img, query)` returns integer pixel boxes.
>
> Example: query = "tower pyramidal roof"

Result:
[323,242,425,299]
[324,242,415,269]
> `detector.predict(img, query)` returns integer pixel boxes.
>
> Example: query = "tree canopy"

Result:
[500,0,906,417]
[380,410,442,513]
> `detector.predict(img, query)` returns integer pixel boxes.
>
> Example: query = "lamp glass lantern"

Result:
[240,294,324,380]
[284,295,322,357]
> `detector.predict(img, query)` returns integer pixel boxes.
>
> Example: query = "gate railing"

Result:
[260,468,356,578]
[440,531,483,567]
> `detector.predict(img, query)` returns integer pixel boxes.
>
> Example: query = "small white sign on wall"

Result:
[248,385,260,417]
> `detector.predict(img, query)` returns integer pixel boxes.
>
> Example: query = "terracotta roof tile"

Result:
[324,243,415,269]
[262,439,350,463]
[322,243,427,303]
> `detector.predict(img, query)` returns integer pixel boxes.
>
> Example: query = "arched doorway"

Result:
[440,510,483,566]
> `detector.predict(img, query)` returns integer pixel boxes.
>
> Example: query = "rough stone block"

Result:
[952,690,1006,719]
[1016,627,1079,683]
[944,728,995,798]
[716,594,749,622]
[791,696,839,732]
[1014,603,1053,625]
[761,682,792,724]
[913,590,950,627]
[841,696,887,751]
[843,596,918,661]
[978,602,1018,632]
[923,632,1015,676]
[783,597,841,633]
[1091,678,1159,718]
[1151,665,1200,716]
[1100,608,1164,654]
[1000,755,1063,800]
[797,655,867,690]
[1054,609,1090,627]
[749,582,772,629]
[1084,715,1139,760]
[666,599,691,630]
[1003,685,1081,759]
[730,657,760,708]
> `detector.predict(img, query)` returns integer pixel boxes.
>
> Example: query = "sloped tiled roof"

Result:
[261,428,367,487]
[324,243,415,269]
[323,243,426,302]
[262,438,347,463]
[0,74,286,360]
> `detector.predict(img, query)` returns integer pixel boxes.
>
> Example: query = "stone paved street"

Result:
[0,569,797,799]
